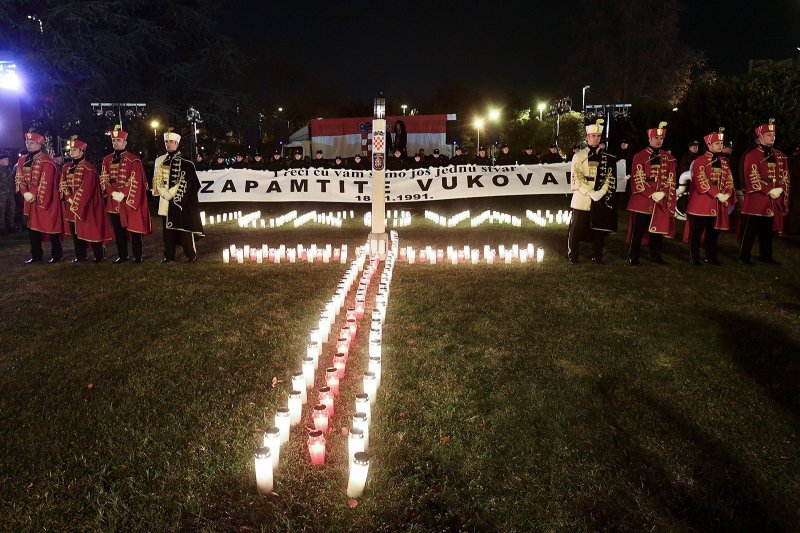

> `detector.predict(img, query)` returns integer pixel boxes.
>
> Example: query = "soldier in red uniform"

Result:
[626,122,677,265]
[60,137,111,262]
[101,125,153,263]
[737,119,790,264]
[685,128,735,265]
[15,130,63,263]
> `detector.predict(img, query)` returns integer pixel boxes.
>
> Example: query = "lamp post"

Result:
[369,92,389,260]
[582,85,590,113]
[150,120,159,140]
[487,108,500,165]
[401,104,407,115]
[473,118,484,154]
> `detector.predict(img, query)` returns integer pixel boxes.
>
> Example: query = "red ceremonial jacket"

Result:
[14,151,62,234]
[101,151,153,235]
[627,147,677,236]
[60,159,112,243]
[686,152,735,230]
[741,145,791,234]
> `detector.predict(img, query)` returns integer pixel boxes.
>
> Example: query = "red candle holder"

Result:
[333,353,347,379]
[318,386,334,417]
[312,404,329,433]
[325,367,340,396]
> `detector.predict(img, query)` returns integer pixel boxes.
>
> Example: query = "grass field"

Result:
[1,201,799,531]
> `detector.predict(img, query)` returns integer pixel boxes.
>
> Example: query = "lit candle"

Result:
[346,451,371,498]
[312,404,329,433]
[291,372,307,404]
[288,390,302,425]
[262,426,281,471]
[254,447,273,495]
[325,367,340,396]
[536,247,544,263]
[256,249,263,264]
[317,386,334,417]
[353,412,369,450]
[307,429,326,465]
[302,357,315,390]
[307,341,320,369]
[355,393,371,425]
[363,372,377,405]
[237,249,244,264]
[274,408,290,446]
[348,427,365,466]
[369,338,382,358]
[222,249,230,263]
[368,356,382,389]
[347,319,357,341]
[333,352,347,379]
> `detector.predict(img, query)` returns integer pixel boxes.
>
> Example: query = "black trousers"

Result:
[29,229,62,261]
[162,219,196,260]
[689,215,718,262]
[110,213,143,259]
[629,212,664,261]
[567,209,607,261]
[738,215,773,261]
[69,221,103,260]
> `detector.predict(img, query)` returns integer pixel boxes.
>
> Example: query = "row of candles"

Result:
[222,243,349,264]
[396,242,545,264]
[255,234,399,499]
[363,211,413,228]
[200,210,242,226]
[526,209,571,226]
[425,210,470,227]
[228,210,359,229]
[470,210,522,228]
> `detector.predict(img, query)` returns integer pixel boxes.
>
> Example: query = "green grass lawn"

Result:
[1,204,799,531]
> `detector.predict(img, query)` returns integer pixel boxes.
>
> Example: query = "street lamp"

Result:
[536,102,546,121]
[582,85,591,113]
[473,117,484,153]
[150,120,159,139]
[401,104,407,115]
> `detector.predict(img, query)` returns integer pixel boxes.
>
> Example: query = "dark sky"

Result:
[221,0,800,107]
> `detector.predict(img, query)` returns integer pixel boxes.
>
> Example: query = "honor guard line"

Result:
[196,162,629,204]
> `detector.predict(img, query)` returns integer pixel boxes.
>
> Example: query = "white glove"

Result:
[715,193,730,203]
[111,191,125,202]
[161,190,174,201]
[589,189,606,201]
[23,191,34,202]
[768,187,783,199]
[650,191,665,203]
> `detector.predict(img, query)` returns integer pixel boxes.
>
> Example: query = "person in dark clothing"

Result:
[267,150,286,172]
[391,120,407,156]
[495,143,515,165]
[194,153,209,171]
[679,140,701,173]
[541,143,565,164]
[387,148,408,170]
[428,148,448,167]
[210,154,227,170]
[309,149,326,169]
[411,153,425,169]
[250,153,267,171]
[568,144,580,162]
[231,151,248,169]
[352,153,368,170]
[518,145,538,165]
[288,150,309,169]
[330,155,346,170]
[471,146,490,165]
[450,146,468,166]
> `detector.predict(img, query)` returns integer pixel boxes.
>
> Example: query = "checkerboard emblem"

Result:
[373,131,384,152]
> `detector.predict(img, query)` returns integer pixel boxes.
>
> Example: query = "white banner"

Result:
[198,163,628,203]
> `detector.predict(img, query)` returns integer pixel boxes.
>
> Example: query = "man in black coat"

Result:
[450,146,468,166]
[471,146,490,165]
[495,143,515,165]
[541,143,565,164]
[519,145,538,164]
[267,150,286,172]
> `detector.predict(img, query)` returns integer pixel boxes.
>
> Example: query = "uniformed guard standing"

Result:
[61,137,111,262]
[518,145,538,165]
[267,150,286,172]
[15,130,63,263]
[151,128,204,263]
[685,128,735,265]
[450,146,468,166]
[626,122,677,265]
[738,119,791,264]
[567,119,619,264]
[495,143,515,165]
[470,146,490,165]
[101,125,153,263]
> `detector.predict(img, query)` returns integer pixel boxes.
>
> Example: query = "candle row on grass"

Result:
[222,243,349,264]
[200,210,241,226]
[363,211,412,228]
[424,209,470,227]
[526,209,571,226]
[470,210,522,228]
[396,243,545,264]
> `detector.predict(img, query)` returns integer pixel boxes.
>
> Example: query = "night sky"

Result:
[221,0,800,106]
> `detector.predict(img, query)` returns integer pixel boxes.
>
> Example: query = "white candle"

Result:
[537,247,544,263]
[263,426,281,470]
[274,408,290,446]
[363,372,377,405]
[288,390,302,425]
[369,338,382,358]
[355,393,371,425]
[222,249,230,263]
[368,356,382,389]
[302,357,315,389]
[348,427,365,466]
[237,250,244,264]
[254,447,273,495]
[291,372,307,404]
[346,451,370,498]
[353,412,369,450]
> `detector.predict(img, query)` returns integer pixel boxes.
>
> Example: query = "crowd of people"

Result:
[568,118,795,266]
[2,118,797,266]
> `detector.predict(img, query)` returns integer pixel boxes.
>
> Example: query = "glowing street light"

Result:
[150,120,159,139]
[536,102,546,121]
[488,108,500,122]
[401,104,407,115]
[473,117,485,152]
[0,62,22,92]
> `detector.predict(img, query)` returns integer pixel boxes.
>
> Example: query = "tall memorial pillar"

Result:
[369,92,389,260]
